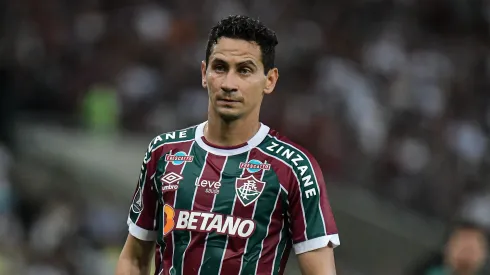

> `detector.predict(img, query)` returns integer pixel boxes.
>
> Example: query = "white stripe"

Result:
[180,152,209,275]
[269,135,328,237]
[254,182,281,275]
[293,234,340,254]
[127,219,157,241]
[270,210,286,275]
[255,147,308,240]
[170,141,196,273]
[217,151,251,275]
[197,156,229,275]
[238,163,267,274]
[279,184,288,195]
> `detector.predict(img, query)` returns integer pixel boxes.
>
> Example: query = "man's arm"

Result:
[116,136,164,275]
[115,234,155,275]
[279,142,340,274]
[297,246,336,275]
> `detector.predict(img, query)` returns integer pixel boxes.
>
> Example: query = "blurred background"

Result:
[1,0,490,274]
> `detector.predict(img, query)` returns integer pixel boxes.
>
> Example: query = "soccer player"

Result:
[115,15,340,275]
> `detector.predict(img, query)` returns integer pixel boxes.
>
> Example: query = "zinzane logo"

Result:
[162,205,256,238]
[265,140,318,199]
[195,178,221,194]
[165,151,194,165]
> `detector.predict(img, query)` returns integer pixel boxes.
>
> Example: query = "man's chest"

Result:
[152,149,282,219]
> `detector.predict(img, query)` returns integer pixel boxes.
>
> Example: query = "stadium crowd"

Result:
[2,0,490,274]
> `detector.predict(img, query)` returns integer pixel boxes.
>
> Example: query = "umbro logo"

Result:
[161,172,183,193]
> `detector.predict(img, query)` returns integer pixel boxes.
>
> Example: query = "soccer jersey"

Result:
[127,122,340,275]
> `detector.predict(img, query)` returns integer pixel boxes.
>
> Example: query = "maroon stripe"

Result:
[255,193,283,274]
[256,146,307,243]
[272,131,338,235]
[250,148,290,275]
[303,149,338,235]
[287,174,307,243]
[161,140,195,275]
[135,143,166,230]
[183,154,227,275]
[219,149,263,275]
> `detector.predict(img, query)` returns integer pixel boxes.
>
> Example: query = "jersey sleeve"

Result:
[286,151,340,254]
[126,138,160,241]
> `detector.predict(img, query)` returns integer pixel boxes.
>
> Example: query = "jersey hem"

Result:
[293,234,340,254]
[127,218,158,241]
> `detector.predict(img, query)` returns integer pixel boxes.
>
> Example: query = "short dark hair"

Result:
[451,220,487,234]
[205,15,278,73]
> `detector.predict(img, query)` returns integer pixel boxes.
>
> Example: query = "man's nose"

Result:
[220,71,239,93]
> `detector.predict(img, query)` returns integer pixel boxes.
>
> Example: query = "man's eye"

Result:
[239,68,252,74]
[214,65,225,72]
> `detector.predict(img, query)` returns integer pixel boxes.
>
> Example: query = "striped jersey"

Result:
[127,122,340,275]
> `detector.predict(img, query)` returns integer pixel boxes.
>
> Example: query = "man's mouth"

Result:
[217,98,240,103]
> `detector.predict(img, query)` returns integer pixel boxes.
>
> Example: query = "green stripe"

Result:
[199,152,250,275]
[172,144,207,275]
[240,169,280,275]
[272,188,290,275]
[258,136,326,239]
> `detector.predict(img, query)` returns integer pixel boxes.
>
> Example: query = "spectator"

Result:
[409,221,488,275]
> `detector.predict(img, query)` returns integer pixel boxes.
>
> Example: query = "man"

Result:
[409,221,488,275]
[115,15,340,275]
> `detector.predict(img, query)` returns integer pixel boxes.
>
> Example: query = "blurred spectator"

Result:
[409,221,489,275]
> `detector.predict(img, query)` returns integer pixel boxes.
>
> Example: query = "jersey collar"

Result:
[194,121,270,156]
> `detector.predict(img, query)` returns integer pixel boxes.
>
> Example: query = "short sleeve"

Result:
[127,139,160,241]
[287,152,340,254]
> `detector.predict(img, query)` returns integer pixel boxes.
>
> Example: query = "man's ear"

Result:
[201,60,207,88]
[264,68,279,95]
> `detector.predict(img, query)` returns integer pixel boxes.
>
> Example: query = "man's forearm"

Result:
[115,234,155,275]
[115,255,151,275]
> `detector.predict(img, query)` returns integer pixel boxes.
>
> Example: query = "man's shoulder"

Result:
[260,128,323,193]
[261,128,318,163]
[153,124,199,144]
[145,124,199,155]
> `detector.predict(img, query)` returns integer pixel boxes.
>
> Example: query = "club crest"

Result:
[235,175,266,207]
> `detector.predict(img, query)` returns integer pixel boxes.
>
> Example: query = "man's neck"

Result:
[204,116,261,148]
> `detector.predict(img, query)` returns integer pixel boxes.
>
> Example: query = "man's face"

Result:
[446,228,488,273]
[202,38,278,122]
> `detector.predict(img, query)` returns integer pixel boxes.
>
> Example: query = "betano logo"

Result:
[162,204,256,238]
[165,151,194,165]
